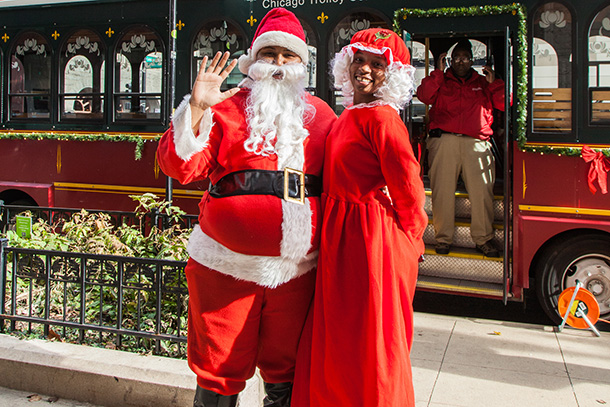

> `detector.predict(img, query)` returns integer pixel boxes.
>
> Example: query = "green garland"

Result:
[0,132,161,160]
[522,144,610,158]
[393,3,528,148]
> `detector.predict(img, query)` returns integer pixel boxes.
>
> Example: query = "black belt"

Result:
[429,128,465,138]
[208,168,321,205]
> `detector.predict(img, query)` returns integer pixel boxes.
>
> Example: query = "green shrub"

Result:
[2,193,191,261]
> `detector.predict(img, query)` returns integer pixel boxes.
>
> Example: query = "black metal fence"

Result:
[0,203,198,357]
[0,239,189,357]
[0,202,199,234]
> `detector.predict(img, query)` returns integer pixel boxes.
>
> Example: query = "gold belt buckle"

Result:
[283,167,305,205]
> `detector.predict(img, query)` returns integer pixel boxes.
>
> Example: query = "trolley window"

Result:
[9,32,51,120]
[59,29,106,121]
[192,20,246,91]
[531,2,573,134]
[589,5,610,125]
[114,26,164,121]
[298,18,317,94]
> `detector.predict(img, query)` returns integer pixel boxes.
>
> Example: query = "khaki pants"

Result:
[427,133,495,246]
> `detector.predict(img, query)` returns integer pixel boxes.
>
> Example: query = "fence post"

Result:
[0,200,5,233]
[0,237,8,332]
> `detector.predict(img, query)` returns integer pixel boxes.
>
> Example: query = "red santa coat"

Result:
[416,68,505,141]
[293,103,427,407]
[156,89,336,288]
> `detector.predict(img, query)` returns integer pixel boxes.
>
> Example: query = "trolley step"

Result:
[416,275,507,298]
[420,245,504,284]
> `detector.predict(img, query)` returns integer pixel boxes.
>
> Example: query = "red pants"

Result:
[185,258,316,395]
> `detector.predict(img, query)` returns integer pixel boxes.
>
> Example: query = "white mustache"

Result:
[248,61,307,82]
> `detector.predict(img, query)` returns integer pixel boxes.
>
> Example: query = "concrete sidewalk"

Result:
[1,312,609,407]
[412,313,610,406]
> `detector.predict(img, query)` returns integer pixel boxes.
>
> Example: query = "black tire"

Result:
[535,234,610,325]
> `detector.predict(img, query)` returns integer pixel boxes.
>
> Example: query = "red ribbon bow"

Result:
[582,145,610,194]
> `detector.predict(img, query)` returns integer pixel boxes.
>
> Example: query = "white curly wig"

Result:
[331,45,417,111]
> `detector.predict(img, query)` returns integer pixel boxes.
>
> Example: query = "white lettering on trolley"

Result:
[262,0,306,9]
[310,0,344,5]
[260,0,364,8]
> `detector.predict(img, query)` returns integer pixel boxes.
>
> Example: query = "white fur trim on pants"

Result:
[187,225,317,288]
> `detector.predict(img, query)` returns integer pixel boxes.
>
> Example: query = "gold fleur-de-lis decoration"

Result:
[317,12,328,24]
[52,30,60,40]
[2,33,9,43]
[176,20,185,30]
[247,15,257,27]
[106,27,114,38]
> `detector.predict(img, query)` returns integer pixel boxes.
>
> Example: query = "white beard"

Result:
[185,62,319,287]
[243,61,312,169]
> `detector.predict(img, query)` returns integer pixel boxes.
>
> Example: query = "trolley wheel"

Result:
[535,234,610,325]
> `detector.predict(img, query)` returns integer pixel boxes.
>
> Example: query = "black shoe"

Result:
[435,243,451,254]
[263,382,292,407]
[476,241,500,258]
[193,386,238,407]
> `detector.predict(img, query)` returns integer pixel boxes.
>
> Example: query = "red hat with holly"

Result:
[238,8,309,74]
[342,28,410,66]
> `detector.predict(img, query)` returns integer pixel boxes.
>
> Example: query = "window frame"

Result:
[529,1,574,138]
[58,28,107,123]
[112,24,165,124]
[7,31,53,123]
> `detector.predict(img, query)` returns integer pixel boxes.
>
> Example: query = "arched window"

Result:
[410,41,434,86]
[60,29,105,121]
[299,18,317,93]
[409,41,435,123]
[192,20,246,91]
[114,26,164,121]
[9,32,51,120]
[532,2,572,133]
[589,5,610,125]
[329,11,389,113]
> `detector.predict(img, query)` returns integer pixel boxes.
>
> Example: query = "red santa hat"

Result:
[341,28,411,66]
[238,8,309,75]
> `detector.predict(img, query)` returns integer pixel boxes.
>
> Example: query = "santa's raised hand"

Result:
[189,51,239,132]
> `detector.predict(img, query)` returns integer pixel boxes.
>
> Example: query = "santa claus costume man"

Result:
[156,8,336,407]
[292,28,427,407]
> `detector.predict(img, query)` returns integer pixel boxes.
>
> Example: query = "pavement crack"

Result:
[426,320,457,406]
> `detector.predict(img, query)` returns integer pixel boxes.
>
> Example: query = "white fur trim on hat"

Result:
[238,31,309,75]
[341,43,400,66]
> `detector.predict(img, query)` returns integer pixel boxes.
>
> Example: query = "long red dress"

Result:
[294,103,427,407]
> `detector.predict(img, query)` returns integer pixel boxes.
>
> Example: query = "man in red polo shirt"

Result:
[417,38,505,258]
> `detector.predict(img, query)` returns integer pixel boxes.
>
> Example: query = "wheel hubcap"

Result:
[564,256,610,317]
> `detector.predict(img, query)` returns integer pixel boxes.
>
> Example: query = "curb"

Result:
[0,334,263,407]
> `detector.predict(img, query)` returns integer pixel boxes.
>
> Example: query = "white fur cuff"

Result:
[172,95,214,161]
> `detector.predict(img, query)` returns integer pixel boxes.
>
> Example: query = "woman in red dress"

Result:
[292,28,428,407]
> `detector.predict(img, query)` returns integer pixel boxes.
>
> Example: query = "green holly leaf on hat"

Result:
[374,30,392,41]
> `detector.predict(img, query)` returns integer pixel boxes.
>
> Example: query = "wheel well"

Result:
[529,228,610,281]
[0,189,38,206]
